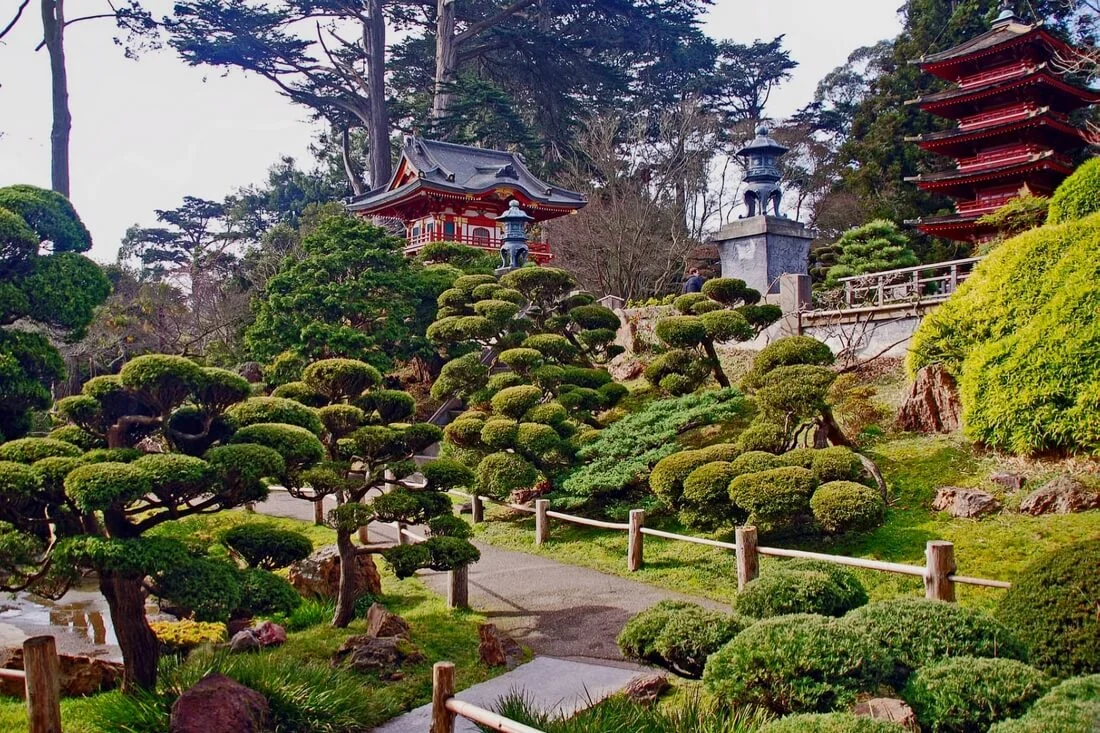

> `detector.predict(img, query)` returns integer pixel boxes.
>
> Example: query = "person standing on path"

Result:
[683,268,704,293]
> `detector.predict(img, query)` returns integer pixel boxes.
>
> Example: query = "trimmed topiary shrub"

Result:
[0,437,82,463]
[811,481,885,534]
[810,447,862,483]
[996,538,1100,677]
[476,451,538,499]
[1048,156,1100,224]
[730,451,784,476]
[903,657,1051,733]
[735,560,867,619]
[47,425,104,451]
[728,466,815,535]
[480,417,519,449]
[758,713,906,733]
[230,423,326,469]
[149,619,227,653]
[617,600,697,665]
[491,385,544,420]
[704,614,892,714]
[235,568,302,617]
[650,449,717,507]
[844,598,1027,685]
[679,461,742,530]
[222,524,313,570]
[153,556,242,623]
[617,601,748,678]
[736,422,789,453]
[64,462,151,512]
[743,336,835,390]
[988,674,1100,733]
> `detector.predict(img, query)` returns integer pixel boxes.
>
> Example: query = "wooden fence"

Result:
[448,491,1011,602]
[835,257,983,309]
[431,661,542,733]
[0,636,63,733]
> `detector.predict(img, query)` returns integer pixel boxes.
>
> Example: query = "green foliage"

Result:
[149,619,227,653]
[421,459,475,490]
[476,451,538,499]
[383,536,480,579]
[64,462,151,512]
[825,220,917,286]
[498,347,544,373]
[844,598,1027,684]
[264,351,306,388]
[977,195,1050,241]
[643,349,710,395]
[222,524,312,570]
[204,444,285,500]
[704,614,891,714]
[235,568,301,617]
[568,304,620,331]
[811,481,884,534]
[0,185,92,253]
[759,713,906,733]
[0,460,41,502]
[316,404,365,439]
[1048,157,1100,224]
[356,389,415,423]
[996,539,1100,677]
[744,336,835,390]
[655,315,707,348]
[650,445,741,508]
[301,358,381,402]
[618,601,750,679]
[730,451,783,475]
[810,447,862,483]
[736,561,868,620]
[522,333,578,363]
[736,422,789,453]
[119,354,203,412]
[988,675,1100,733]
[0,437,82,463]
[230,423,325,469]
[154,556,242,622]
[225,397,323,435]
[428,514,474,539]
[728,466,815,535]
[431,353,489,401]
[700,310,753,343]
[134,454,217,503]
[562,389,747,499]
[702,278,759,306]
[680,461,741,530]
[903,657,1051,733]
[419,242,498,271]
[617,600,697,664]
[270,380,326,406]
[491,385,544,419]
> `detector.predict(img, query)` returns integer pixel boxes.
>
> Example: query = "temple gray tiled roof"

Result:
[347,136,586,212]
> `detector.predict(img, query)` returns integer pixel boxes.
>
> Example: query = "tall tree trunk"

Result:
[100,572,158,691]
[331,529,358,628]
[432,0,457,124]
[362,3,391,186]
[341,128,365,197]
[41,0,71,197]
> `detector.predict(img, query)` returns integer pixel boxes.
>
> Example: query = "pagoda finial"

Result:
[993,0,1020,25]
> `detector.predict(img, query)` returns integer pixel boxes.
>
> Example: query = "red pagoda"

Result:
[905,2,1098,242]
[347,136,587,264]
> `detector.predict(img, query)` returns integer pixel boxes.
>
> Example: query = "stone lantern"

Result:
[737,124,789,218]
[495,200,533,273]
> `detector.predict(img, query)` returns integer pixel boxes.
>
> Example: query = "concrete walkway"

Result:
[257,491,722,661]
[372,656,640,733]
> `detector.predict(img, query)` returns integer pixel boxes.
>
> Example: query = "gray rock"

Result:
[332,635,424,680]
[896,364,962,434]
[366,603,410,639]
[932,487,1001,518]
[1019,475,1100,516]
[623,674,669,706]
[229,630,260,653]
[990,472,1025,492]
[170,673,269,733]
[852,697,919,731]
[288,544,381,600]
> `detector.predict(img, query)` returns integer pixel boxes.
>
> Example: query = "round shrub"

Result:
[680,461,741,529]
[316,404,365,439]
[421,459,475,490]
[653,606,753,678]
[81,447,142,463]
[996,538,1100,677]
[0,437,81,463]
[655,315,708,348]
[0,460,41,501]
[491,385,544,420]
[64,462,151,512]
[498,348,544,373]
[194,367,252,410]
[523,402,568,426]
[204,444,286,500]
[270,381,326,407]
[47,425,103,451]
[569,304,621,331]
[559,366,612,389]
[30,455,81,494]
[225,397,323,435]
[759,713,907,733]
[988,675,1100,733]
[133,454,217,502]
[230,423,325,468]
[703,613,892,714]
[674,292,709,314]
[557,387,603,413]
[428,514,474,539]
[736,560,867,619]
[643,348,710,393]
[119,354,202,406]
[1048,156,1100,224]
[736,421,789,453]
[811,481,884,534]
[476,451,538,499]
[650,449,715,506]
[453,273,498,294]
[617,600,699,664]
[597,382,628,407]
[473,298,520,326]
[515,422,561,458]
[445,417,486,448]
[223,524,313,570]
[844,598,1027,683]
[155,556,242,623]
[522,333,578,363]
[780,446,818,468]
[356,389,416,423]
[903,657,1051,733]
[811,447,863,483]
[728,466,815,535]
[301,358,381,401]
[236,568,302,617]
[744,336,835,389]
[700,309,753,343]
[730,450,784,476]
[703,277,758,306]
[480,418,519,449]
[486,372,526,394]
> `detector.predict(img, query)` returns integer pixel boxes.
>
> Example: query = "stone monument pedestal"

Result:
[712,216,813,296]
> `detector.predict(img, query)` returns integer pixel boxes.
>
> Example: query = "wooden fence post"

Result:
[431,661,456,733]
[471,494,483,524]
[396,522,408,545]
[925,540,956,602]
[24,636,61,733]
[628,509,645,572]
[447,564,469,609]
[535,499,549,546]
[735,526,759,591]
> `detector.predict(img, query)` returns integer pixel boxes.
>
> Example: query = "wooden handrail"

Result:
[431,662,544,733]
[834,257,983,283]
[445,699,544,733]
[545,510,628,530]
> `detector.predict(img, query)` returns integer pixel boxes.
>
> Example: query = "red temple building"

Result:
[906,3,1098,242]
[347,136,587,264]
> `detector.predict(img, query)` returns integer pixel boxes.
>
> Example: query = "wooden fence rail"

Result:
[0,636,62,733]
[447,491,1011,601]
[431,662,543,733]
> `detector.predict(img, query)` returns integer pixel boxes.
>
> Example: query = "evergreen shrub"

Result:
[476,451,538,499]
[491,385,544,419]
[743,336,835,390]
[811,481,884,534]
[758,713,906,733]
[149,619,227,653]
[679,461,742,529]
[222,524,312,570]
[728,466,815,534]
[0,437,82,463]
[617,601,748,678]
[236,568,301,616]
[735,560,867,619]
[810,447,863,483]
[736,422,789,453]
[1048,156,1100,223]
[988,674,1100,733]
[47,424,103,450]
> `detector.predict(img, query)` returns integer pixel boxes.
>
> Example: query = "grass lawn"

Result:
[0,511,499,732]
[474,434,1100,613]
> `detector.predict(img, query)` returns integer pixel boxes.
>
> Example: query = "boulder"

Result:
[990,472,1025,492]
[0,648,123,697]
[288,545,381,600]
[623,673,669,706]
[895,365,962,434]
[331,635,423,680]
[366,603,410,639]
[253,621,286,647]
[852,697,919,731]
[170,673,269,733]
[932,487,1001,518]
[1019,475,1100,516]
[607,355,644,382]
[477,623,523,669]
[229,630,260,654]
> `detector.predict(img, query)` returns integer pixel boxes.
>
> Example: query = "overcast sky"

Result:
[0,0,902,262]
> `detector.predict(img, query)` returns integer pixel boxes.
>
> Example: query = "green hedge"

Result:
[735,560,868,619]
[811,481,884,534]
[758,713,906,733]
[728,466,815,535]
[988,674,1100,733]
[617,601,749,679]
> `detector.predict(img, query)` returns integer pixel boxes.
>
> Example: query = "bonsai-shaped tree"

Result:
[648,278,781,393]
[259,357,479,627]
[824,220,918,287]
[0,354,293,691]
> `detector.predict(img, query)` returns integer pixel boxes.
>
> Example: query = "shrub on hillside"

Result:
[843,598,1027,685]
[903,657,1051,733]
[988,674,1100,733]
[728,466,815,535]
[222,524,313,570]
[617,600,696,663]
[703,614,891,714]
[1048,156,1100,224]
[679,461,743,530]
[735,421,789,453]
[735,560,867,619]
[758,713,907,733]
[617,601,749,679]
[996,539,1100,677]
[153,556,242,623]
[649,444,741,508]
[743,336,835,390]
[236,568,302,617]
[811,481,884,534]
[476,451,539,499]
[810,447,862,483]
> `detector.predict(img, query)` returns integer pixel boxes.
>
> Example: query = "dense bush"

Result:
[154,556,242,623]
[988,674,1100,733]
[736,422,789,453]
[617,601,748,678]
[843,598,1027,684]
[47,424,104,451]
[810,447,862,483]
[730,451,783,476]
[811,481,884,534]
[476,451,539,499]
[649,444,740,508]
[236,568,302,617]
[222,524,313,570]
[679,461,742,529]
[735,561,868,619]
[1048,156,1100,224]
[743,336,835,390]
[996,539,1100,677]
[903,657,1051,733]
[617,600,696,664]
[230,423,326,469]
[728,466,815,535]
[149,619,227,653]
[0,437,82,463]
[759,713,907,733]
[704,614,891,714]
[824,219,918,287]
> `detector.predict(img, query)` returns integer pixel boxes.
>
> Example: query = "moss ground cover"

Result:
[0,511,497,732]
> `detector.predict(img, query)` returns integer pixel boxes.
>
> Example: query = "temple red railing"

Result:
[403,231,554,263]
